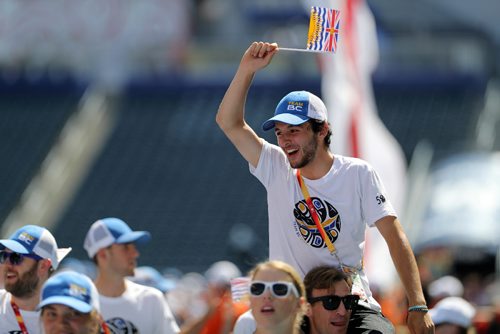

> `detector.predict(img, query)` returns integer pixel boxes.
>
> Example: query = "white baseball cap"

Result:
[84,217,151,258]
[205,260,241,286]
[428,275,464,299]
[429,297,476,328]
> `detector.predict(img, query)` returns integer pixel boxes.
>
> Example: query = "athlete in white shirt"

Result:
[84,217,180,334]
[216,41,434,334]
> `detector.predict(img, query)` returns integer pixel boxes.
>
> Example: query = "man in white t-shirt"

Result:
[84,217,180,334]
[216,41,434,333]
[0,225,71,334]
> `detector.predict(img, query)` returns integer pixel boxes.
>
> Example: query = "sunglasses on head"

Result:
[308,294,360,311]
[0,250,43,265]
[250,281,299,298]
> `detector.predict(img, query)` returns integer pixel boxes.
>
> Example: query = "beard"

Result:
[289,136,319,169]
[5,261,40,298]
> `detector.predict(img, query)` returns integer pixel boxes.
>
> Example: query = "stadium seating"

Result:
[0,75,486,274]
[0,80,83,228]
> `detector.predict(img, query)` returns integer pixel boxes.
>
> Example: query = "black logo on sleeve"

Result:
[375,194,386,205]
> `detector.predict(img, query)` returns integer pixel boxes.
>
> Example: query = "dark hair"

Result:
[303,265,352,301]
[309,120,332,148]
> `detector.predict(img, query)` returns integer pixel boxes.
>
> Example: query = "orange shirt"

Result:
[200,297,249,334]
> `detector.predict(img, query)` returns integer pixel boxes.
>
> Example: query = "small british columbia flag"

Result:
[306,6,341,53]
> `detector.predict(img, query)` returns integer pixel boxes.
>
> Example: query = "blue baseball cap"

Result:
[262,91,327,131]
[38,271,99,313]
[84,217,151,258]
[0,225,71,269]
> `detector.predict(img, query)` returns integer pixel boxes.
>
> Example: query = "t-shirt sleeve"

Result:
[157,292,181,334]
[249,140,288,188]
[359,162,397,227]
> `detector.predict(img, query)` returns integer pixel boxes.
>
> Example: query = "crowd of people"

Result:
[1,40,499,334]
[1,221,496,334]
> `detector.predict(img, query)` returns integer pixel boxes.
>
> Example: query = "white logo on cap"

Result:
[69,283,88,298]
[18,232,35,245]
[287,105,303,111]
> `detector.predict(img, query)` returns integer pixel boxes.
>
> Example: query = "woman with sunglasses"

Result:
[245,260,306,334]
[37,271,106,334]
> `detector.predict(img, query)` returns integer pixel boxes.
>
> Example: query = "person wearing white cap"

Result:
[427,275,464,307]
[216,42,434,333]
[38,271,103,334]
[198,261,249,334]
[429,297,476,334]
[84,217,181,334]
[0,224,71,334]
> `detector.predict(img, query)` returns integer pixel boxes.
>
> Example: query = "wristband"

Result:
[408,305,429,313]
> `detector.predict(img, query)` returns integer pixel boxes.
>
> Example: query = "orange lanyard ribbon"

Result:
[102,322,111,334]
[296,169,337,254]
[296,169,364,273]
[11,300,29,334]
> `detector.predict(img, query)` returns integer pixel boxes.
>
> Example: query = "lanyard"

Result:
[102,322,111,334]
[10,300,29,334]
[296,169,337,254]
[296,169,363,273]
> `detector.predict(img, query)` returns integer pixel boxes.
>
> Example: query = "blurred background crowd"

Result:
[0,0,499,333]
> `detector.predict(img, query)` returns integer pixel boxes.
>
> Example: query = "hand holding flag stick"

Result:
[280,6,341,54]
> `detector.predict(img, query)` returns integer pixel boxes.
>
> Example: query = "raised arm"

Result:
[376,216,435,334]
[216,42,278,168]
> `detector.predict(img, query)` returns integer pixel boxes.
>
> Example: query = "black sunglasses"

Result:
[308,294,360,311]
[0,251,43,265]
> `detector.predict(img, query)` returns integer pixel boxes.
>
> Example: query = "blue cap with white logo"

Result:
[84,217,151,258]
[38,271,100,313]
[262,91,327,131]
[0,225,71,269]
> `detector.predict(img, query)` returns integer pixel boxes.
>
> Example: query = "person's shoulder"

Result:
[335,154,373,169]
[0,290,11,314]
[263,139,282,153]
[125,279,164,298]
[0,289,9,299]
[234,309,254,325]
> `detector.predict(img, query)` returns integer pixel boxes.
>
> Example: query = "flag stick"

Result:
[278,47,328,53]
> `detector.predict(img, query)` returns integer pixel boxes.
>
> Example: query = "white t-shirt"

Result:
[0,289,41,334]
[99,280,180,334]
[233,309,255,334]
[250,140,397,310]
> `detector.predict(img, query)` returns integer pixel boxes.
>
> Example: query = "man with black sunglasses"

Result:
[303,266,364,334]
[0,224,71,334]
